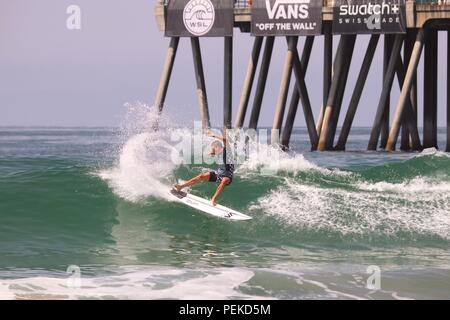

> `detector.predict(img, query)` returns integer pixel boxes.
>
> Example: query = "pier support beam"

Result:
[368,34,404,151]
[318,35,356,151]
[423,28,438,149]
[271,37,297,145]
[191,38,211,128]
[234,37,263,128]
[380,35,394,149]
[154,37,179,112]
[281,36,314,149]
[386,29,425,152]
[224,37,233,129]
[394,53,422,151]
[400,32,412,150]
[335,35,379,151]
[290,38,319,150]
[249,37,275,129]
[400,30,419,151]
[317,23,333,136]
[447,30,450,152]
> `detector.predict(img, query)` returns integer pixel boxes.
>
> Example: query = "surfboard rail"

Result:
[169,188,252,221]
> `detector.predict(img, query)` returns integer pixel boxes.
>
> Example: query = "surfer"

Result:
[174,130,234,206]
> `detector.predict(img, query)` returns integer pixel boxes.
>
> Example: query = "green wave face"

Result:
[1,123,449,276]
[2,110,450,300]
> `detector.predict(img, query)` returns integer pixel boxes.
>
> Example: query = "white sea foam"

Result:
[4,265,444,300]
[98,104,181,201]
[0,267,260,300]
[357,177,450,193]
[238,141,349,178]
[418,147,450,158]
[98,131,176,201]
[253,176,450,239]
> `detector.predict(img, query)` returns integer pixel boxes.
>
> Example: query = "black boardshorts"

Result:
[209,170,233,185]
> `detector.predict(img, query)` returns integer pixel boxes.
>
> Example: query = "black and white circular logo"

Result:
[183,0,215,36]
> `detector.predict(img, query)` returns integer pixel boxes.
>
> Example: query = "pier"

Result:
[154,0,450,152]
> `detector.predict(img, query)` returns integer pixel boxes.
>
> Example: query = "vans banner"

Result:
[251,0,323,36]
[165,0,234,37]
[332,0,406,34]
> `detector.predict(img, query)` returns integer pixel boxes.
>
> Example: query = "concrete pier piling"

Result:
[317,23,333,137]
[380,35,394,150]
[191,38,211,129]
[386,29,425,152]
[224,37,233,130]
[154,37,179,112]
[368,35,404,151]
[249,37,274,130]
[271,36,297,145]
[448,30,450,152]
[335,35,379,151]
[394,52,422,151]
[281,36,314,149]
[318,35,356,151]
[423,28,438,149]
[235,37,263,128]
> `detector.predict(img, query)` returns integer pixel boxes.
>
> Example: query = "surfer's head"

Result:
[209,140,223,156]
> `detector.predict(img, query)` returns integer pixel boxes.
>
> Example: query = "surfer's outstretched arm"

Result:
[207,130,230,149]
[211,177,230,206]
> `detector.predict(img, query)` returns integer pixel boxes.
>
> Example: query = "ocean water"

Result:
[1,107,450,300]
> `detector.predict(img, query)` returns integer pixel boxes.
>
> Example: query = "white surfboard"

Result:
[168,188,252,221]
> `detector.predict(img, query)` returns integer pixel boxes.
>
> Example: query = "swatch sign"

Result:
[332,0,407,34]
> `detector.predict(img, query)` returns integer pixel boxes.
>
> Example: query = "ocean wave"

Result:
[359,148,450,183]
[0,267,260,300]
[252,176,450,240]
[356,177,450,193]
[238,143,350,179]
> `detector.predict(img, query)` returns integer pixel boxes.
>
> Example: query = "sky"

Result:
[0,0,448,127]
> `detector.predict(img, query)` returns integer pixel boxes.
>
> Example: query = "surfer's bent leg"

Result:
[175,172,211,191]
[211,177,231,206]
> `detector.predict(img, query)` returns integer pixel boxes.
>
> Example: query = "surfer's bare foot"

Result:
[174,184,182,191]
[211,197,217,206]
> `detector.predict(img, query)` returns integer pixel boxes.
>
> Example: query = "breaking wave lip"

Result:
[417,147,450,158]
[237,143,351,179]
[356,177,450,193]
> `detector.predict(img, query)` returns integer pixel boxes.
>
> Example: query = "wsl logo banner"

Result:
[333,0,407,34]
[251,0,323,36]
[165,0,233,37]
[183,0,215,36]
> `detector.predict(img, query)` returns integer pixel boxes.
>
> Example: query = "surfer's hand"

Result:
[211,197,217,206]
